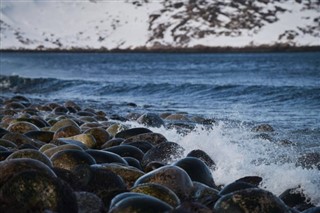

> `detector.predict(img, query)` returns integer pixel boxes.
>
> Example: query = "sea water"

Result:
[1,52,320,204]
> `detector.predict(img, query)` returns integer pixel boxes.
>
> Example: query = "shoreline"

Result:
[0,95,319,212]
[1,45,320,54]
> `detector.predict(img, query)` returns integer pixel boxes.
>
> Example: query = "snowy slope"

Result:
[0,0,319,50]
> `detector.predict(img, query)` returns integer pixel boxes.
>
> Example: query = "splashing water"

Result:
[141,121,320,205]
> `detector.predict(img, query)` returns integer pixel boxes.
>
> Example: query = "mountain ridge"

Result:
[1,0,319,51]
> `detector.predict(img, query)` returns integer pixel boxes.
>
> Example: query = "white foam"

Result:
[140,121,320,205]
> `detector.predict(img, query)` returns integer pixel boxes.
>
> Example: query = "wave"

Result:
[1,75,319,106]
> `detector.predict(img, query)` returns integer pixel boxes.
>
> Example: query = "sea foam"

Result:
[131,121,320,205]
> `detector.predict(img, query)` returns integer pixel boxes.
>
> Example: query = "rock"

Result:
[66,133,97,149]
[39,144,57,153]
[7,121,40,134]
[279,187,310,208]
[131,183,181,207]
[49,118,79,132]
[296,152,320,170]
[252,124,275,132]
[235,176,263,186]
[124,141,154,153]
[141,142,185,167]
[214,188,290,213]
[51,138,89,150]
[219,181,257,196]
[93,163,145,188]
[104,145,144,161]
[73,165,127,209]
[173,201,213,213]
[144,161,166,173]
[173,157,216,188]
[15,117,48,128]
[109,193,173,213]
[107,123,129,137]
[134,165,194,200]
[84,127,111,148]
[75,191,105,213]
[109,192,146,209]
[124,157,143,170]
[115,127,152,139]
[0,139,17,149]
[0,170,78,213]
[53,125,81,139]
[165,114,190,121]
[122,132,168,146]
[52,167,83,190]
[6,148,53,167]
[85,149,128,165]
[50,149,96,171]
[0,158,56,187]
[187,149,216,170]
[0,127,10,138]
[301,207,320,213]
[190,181,220,209]
[137,113,165,128]
[101,138,124,149]
[2,132,43,148]
[25,130,54,143]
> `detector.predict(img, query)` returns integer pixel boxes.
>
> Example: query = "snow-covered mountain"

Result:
[1,0,319,51]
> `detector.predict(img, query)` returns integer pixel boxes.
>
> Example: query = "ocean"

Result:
[1,52,320,205]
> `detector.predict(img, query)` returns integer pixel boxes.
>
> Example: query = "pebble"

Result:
[0,95,317,212]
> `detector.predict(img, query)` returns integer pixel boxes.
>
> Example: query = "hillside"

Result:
[1,0,319,51]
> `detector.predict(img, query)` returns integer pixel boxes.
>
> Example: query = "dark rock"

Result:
[279,187,309,208]
[6,148,53,167]
[134,165,194,200]
[86,149,128,165]
[115,127,152,139]
[252,124,275,132]
[296,152,320,170]
[2,132,43,148]
[53,125,81,139]
[101,138,125,149]
[141,142,185,167]
[214,188,290,213]
[173,157,216,188]
[124,141,154,153]
[190,181,220,209]
[124,157,143,170]
[73,165,127,209]
[144,161,166,173]
[0,170,78,213]
[187,149,216,170]
[7,121,40,134]
[219,181,257,196]
[235,176,263,186]
[122,132,168,146]
[25,130,54,143]
[301,207,320,213]
[75,191,106,213]
[104,145,144,161]
[173,201,213,213]
[93,163,145,188]
[109,193,173,213]
[50,149,96,171]
[131,183,181,207]
[84,127,111,148]
[137,113,165,127]
[0,158,56,187]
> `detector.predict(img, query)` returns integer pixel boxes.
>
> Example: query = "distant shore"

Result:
[1,45,320,54]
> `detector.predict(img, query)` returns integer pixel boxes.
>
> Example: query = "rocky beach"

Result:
[0,95,319,213]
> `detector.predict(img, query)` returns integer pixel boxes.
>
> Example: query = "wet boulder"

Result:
[214,188,291,213]
[134,165,194,201]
